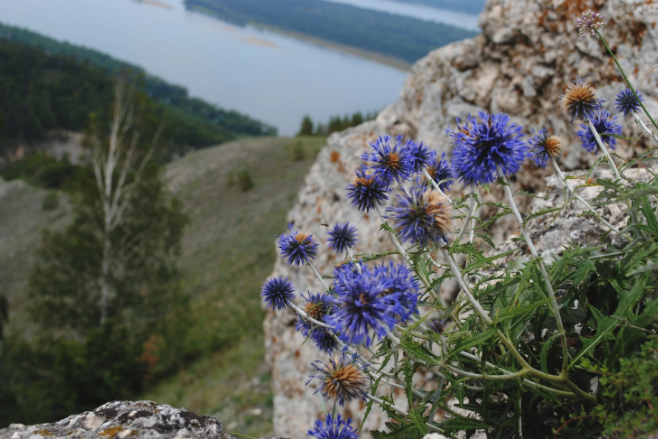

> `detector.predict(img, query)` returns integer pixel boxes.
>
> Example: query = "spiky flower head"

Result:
[296,292,338,353]
[326,266,401,346]
[529,127,562,168]
[362,135,413,186]
[387,187,452,248]
[576,10,604,37]
[374,262,420,322]
[615,88,644,117]
[327,223,358,254]
[448,111,527,185]
[406,139,433,173]
[307,351,368,406]
[346,167,389,212]
[277,223,318,266]
[424,151,455,192]
[560,79,602,122]
[578,110,622,154]
[261,277,295,310]
[308,414,358,439]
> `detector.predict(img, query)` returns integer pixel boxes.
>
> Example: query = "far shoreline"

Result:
[187,4,413,72]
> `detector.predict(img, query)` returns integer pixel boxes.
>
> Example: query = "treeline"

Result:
[297,111,377,136]
[0,22,276,148]
[389,0,485,15]
[185,0,477,63]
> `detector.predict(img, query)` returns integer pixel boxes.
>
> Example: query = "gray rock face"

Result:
[0,402,234,439]
[265,0,658,438]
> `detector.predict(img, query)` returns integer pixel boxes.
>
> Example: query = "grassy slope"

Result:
[146,136,325,436]
[0,136,325,436]
[0,179,71,327]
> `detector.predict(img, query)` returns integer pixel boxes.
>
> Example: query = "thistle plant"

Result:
[262,9,658,439]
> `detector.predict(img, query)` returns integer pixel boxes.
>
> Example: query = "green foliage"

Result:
[582,337,658,439]
[301,111,377,137]
[185,0,478,63]
[41,192,59,211]
[0,152,81,190]
[0,22,276,142]
[298,115,314,136]
[0,39,114,151]
[238,169,255,192]
[292,140,305,161]
[0,86,191,427]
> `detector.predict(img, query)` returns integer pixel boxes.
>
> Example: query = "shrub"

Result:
[41,192,59,210]
[292,141,305,161]
[238,169,254,192]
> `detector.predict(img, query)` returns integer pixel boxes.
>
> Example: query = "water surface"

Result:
[324,0,479,30]
[0,0,410,135]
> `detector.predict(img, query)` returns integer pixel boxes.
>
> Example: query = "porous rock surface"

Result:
[0,401,234,439]
[265,0,658,437]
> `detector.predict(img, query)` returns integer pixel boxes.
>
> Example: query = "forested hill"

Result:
[0,23,276,150]
[389,0,485,15]
[185,0,478,64]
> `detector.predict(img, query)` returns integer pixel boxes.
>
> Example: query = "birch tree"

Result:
[29,79,188,335]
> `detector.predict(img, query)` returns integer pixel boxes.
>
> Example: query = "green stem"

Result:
[595,28,658,131]
[551,158,621,233]
[496,167,570,373]
[587,118,623,181]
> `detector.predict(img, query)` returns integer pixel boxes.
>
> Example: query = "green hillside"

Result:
[0,136,326,435]
[186,0,478,64]
[0,22,276,152]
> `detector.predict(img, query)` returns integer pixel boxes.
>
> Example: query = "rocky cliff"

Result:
[264,0,658,437]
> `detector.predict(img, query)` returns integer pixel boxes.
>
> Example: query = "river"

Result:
[0,0,476,135]
[324,0,479,30]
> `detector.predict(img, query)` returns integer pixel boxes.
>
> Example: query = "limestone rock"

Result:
[0,401,234,439]
[265,0,658,437]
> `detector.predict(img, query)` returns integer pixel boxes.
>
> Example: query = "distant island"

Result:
[184,0,478,65]
[389,0,486,15]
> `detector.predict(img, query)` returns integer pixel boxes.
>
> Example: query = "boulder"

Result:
[0,401,234,439]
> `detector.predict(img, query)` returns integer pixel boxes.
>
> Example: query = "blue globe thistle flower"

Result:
[332,261,363,294]
[326,267,400,346]
[296,292,339,353]
[528,127,562,168]
[308,414,358,439]
[345,168,389,212]
[424,151,455,192]
[560,79,602,122]
[615,88,644,117]
[448,111,527,185]
[374,262,420,322]
[362,135,413,186]
[277,223,318,266]
[261,277,295,310]
[406,139,433,173]
[327,223,358,254]
[307,351,368,406]
[578,110,622,154]
[387,186,452,248]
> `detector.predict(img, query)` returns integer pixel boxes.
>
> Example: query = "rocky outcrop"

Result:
[0,402,234,439]
[265,0,658,437]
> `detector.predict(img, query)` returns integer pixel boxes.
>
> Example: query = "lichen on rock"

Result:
[0,401,234,439]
